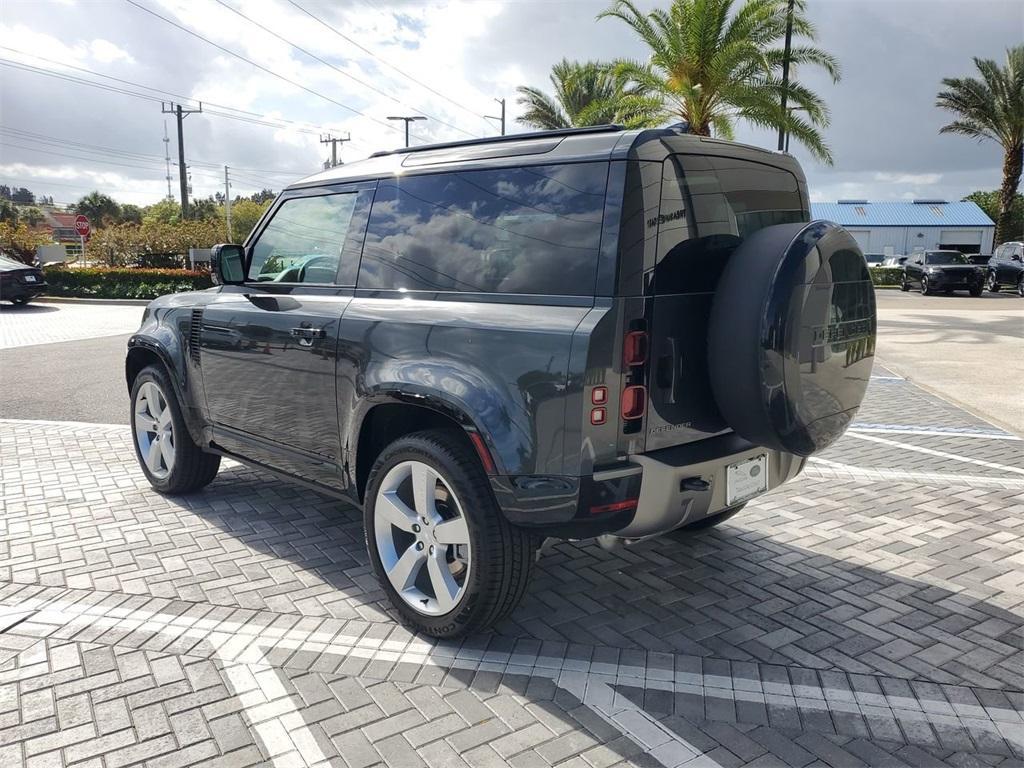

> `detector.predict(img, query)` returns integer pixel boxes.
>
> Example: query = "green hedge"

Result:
[44,266,213,300]
[869,265,902,287]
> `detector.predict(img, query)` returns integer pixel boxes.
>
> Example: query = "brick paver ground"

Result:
[1,368,1022,767]
[0,303,143,350]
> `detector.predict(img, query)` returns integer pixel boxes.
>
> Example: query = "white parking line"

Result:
[850,424,1020,441]
[844,431,1024,475]
[806,457,1024,489]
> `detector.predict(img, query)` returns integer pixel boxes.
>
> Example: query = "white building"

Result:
[810,200,995,256]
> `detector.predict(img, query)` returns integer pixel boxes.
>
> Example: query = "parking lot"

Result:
[1,298,1022,768]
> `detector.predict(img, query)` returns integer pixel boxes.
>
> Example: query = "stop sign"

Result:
[75,215,91,238]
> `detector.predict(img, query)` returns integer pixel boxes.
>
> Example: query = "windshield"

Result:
[925,251,969,265]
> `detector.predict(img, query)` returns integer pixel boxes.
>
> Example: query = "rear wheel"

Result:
[969,285,983,297]
[900,274,910,291]
[1017,277,1023,297]
[130,365,220,494]
[364,430,535,638]
[11,296,30,306]
[987,272,1000,293]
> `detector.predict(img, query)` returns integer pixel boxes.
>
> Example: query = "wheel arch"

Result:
[126,338,206,445]
[352,398,495,504]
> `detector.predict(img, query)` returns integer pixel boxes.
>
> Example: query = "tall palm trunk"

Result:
[998,144,1023,244]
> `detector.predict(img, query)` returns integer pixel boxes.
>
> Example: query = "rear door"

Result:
[643,154,809,451]
[200,182,374,488]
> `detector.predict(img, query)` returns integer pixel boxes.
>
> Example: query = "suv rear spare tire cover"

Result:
[708,220,876,456]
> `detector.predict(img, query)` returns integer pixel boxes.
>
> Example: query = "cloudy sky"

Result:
[0,0,1020,207]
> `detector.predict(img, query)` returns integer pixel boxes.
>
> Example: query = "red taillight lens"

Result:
[589,499,638,515]
[621,385,646,420]
[623,331,648,367]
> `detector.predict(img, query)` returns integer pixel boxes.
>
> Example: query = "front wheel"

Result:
[920,276,933,295]
[969,285,983,297]
[364,430,535,638]
[130,365,220,494]
[987,272,1000,293]
[11,296,30,306]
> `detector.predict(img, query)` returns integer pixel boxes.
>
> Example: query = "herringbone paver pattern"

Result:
[1,373,1022,766]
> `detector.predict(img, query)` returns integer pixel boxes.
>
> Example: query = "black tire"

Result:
[364,430,535,638]
[1017,277,1023,298]
[900,274,910,291]
[987,272,1000,293]
[11,296,30,306]
[674,503,746,533]
[130,364,220,494]
[921,276,932,295]
[969,285,983,297]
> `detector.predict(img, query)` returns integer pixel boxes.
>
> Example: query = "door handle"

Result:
[290,327,326,347]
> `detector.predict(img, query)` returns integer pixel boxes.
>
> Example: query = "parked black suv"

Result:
[126,125,876,637]
[986,241,1024,296]
[900,250,986,295]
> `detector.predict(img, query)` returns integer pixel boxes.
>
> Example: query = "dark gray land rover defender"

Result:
[126,125,876,637]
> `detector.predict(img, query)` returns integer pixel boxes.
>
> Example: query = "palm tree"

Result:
[597,0,840,163]
[75,191,121,227]
[936,46,1023,245]
[516,59,665,130]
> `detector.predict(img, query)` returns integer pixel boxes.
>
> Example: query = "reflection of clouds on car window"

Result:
[249,194,358,282]
[357,163,607,295]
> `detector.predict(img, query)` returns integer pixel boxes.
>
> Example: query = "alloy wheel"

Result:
[988,273,998,292]
[373,460,471,616]
[920,276,929,295]
[133,381,175,480]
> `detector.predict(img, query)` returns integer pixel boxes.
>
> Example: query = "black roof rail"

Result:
[370,124,626,158]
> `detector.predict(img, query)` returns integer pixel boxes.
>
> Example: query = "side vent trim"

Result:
[189,308,203,366]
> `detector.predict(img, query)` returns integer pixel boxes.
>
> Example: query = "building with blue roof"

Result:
[810,200,995,256]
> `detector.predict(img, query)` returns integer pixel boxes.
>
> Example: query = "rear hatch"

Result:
[642,152,810,452]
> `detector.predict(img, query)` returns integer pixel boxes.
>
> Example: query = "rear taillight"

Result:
[623,331,648,367]
[621,385,646,420]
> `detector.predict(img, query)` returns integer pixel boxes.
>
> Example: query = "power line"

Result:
[210,0,473,139]
[0,56,352,142]
[0,127,302,179]
[285,0,487,125]
[123,0,408,139]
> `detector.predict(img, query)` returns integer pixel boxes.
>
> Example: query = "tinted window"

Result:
[249,193,359,283]
[925,251,969,265]
[357,163,608,295]
[653,155,807,294]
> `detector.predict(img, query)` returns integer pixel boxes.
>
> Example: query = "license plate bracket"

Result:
[726,454,768,506]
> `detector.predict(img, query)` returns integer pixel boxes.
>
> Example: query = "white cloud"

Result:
[89,39,134,64]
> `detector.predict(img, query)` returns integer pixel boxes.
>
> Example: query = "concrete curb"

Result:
[34,296,151,307]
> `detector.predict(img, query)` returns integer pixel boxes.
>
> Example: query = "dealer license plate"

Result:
[726,454,768,506]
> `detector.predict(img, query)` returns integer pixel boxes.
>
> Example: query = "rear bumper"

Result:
[490,433,805,540]
[0,281,47,301]
[614,434,804,538]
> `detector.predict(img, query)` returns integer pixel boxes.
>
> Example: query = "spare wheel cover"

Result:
[708,220,876,456]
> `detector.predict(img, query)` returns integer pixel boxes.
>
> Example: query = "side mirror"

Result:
[211,244,245,285]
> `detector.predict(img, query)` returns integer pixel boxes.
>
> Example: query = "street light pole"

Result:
[777,0,795,151]
[387,116,427,148]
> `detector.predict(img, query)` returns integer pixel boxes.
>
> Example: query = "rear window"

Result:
[653,155,807,294]
[356,162,608,295]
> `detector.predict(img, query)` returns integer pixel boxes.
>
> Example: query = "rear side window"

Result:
[357,163,608,295]
[653,155,807,294]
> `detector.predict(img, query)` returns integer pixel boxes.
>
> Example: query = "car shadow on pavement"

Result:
[0,302,60,313]
[179,464,1023,695]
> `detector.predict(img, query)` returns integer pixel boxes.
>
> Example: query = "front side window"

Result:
[357,163,608,295]
[652,155,807,294]
[248,193,359,283]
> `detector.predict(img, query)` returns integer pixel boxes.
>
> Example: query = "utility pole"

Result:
[387,115,427,148]
[161,101,203,217]
[224,166,232,241]
[162,121,173,199]
[486,98,506,136]
[319,133,351,167]
[777,0,795,151]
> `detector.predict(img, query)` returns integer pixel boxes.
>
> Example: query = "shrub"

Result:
[0,222,51,265]
[44,266,212,299]
[88,220,225,267]
[869,265,902,287]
